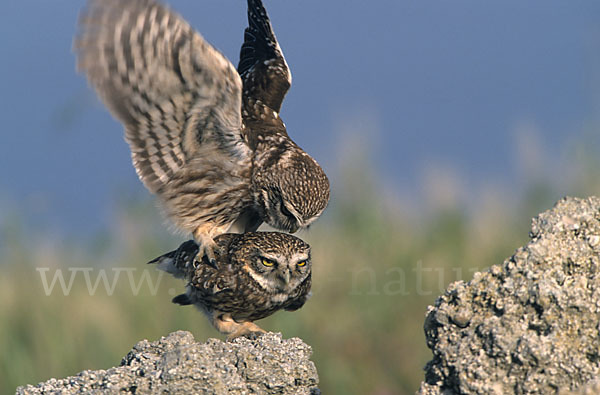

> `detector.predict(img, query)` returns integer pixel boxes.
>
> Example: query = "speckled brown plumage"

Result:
[74,0,330,265]
[148,232,311,338]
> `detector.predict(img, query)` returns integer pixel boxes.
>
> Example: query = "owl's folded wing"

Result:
[238,0,291,114]
[190,273,236,297]
[284,277,312,311]
[284,296,308,312]
[75,0,250,194]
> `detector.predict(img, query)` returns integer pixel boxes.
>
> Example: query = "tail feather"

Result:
[147,240,199,279]
[147,251,174,265]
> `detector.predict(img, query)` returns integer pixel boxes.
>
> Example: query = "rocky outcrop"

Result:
[419,197,600,394]
[17,331,319,394]
[18,197,600,394]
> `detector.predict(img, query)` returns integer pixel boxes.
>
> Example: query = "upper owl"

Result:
[74,0,330,264]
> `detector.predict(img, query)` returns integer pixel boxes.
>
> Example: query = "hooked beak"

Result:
[279,270,291,285]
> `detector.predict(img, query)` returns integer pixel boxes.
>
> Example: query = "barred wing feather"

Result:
[75,0,250,194]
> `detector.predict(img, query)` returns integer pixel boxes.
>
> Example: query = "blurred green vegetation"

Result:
[2,138,599,394]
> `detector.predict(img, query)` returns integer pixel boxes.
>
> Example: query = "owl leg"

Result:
[211,313,266,341]
[193,223,231,268]
[227,321,266,341]
[193,233,218,269]
[193,228,219,269]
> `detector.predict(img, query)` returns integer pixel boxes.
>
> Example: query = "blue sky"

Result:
[1,0,599,236]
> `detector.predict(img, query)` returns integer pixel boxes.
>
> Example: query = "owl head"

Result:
[256,150,330,233]
[230,232,312,293]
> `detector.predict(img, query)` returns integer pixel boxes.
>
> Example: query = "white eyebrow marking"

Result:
[291,252,309,263]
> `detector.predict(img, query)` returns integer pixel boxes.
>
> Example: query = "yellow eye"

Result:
[261,258,275,267]
[297,260,308,267]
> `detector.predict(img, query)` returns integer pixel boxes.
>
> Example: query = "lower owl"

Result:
[148,232,312,339]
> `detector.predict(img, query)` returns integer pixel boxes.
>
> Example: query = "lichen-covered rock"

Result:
[419,197,600,394]
[16,331,319,394]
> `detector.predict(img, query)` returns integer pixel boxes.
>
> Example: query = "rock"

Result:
[16,331,320,394]
[419,196,600,394]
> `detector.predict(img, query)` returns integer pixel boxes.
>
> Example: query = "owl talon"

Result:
[227,331,265,342]
[194,241,219,269]
[244,331,266,341]
[205,256,218,270]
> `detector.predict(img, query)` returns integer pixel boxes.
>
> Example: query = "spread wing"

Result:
[238,0,291,113]
[75,0,250,194]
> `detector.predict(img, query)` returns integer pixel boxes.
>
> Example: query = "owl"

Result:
[148,232,312,339]
[75,0,330,266]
